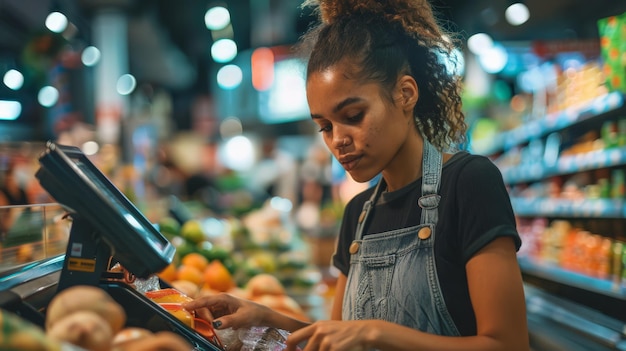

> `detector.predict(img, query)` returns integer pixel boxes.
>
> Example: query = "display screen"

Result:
[71,159,165,251]
[36,142,174,278]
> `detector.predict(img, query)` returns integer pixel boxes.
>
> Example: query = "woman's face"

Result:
[306,63,415,183]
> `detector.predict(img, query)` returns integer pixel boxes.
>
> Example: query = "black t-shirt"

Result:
[332,152,521,336]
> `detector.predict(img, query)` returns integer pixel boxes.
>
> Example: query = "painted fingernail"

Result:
[212,320,222,329]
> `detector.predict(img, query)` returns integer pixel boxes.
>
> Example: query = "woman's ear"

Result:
[398,75,419,111]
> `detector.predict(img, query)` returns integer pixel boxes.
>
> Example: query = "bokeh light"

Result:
[3,69,24,90]
[45,12,68,33]
[216,64,243,90]
[205,6,231,31]
[38,86,59,107]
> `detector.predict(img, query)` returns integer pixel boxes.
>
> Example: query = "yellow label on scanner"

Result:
[67,258,96,272]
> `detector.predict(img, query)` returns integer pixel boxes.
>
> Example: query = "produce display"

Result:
[1,285,193,351]
[0,195,326,351]
[156,201,319,323]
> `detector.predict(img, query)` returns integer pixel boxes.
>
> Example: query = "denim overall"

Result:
[341,139,460,337]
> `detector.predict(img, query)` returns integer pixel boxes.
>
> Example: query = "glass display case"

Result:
[0,203,70,274]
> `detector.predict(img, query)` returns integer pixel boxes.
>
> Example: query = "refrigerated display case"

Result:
[0,142,223,350]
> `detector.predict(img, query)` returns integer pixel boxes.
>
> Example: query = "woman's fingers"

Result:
[183,293,231,311]
[193,307,214,323]
[285,325,315,351]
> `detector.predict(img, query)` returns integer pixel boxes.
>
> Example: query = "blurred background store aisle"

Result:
[1,1,626,350]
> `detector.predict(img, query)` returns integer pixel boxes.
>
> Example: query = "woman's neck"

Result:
[381,132,424,192]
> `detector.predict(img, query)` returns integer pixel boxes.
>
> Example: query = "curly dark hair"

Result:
[298,0,466,150]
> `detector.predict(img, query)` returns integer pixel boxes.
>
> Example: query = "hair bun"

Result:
[303,0,402,24]
[302,0,435,38]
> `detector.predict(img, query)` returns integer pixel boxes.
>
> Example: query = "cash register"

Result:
[32,141,223,350]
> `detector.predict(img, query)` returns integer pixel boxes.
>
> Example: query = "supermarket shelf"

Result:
[483,91,625,155]
[501,146,626,184]
[519,257,626,301]
[511,197,624,218]
[525,285,626,351]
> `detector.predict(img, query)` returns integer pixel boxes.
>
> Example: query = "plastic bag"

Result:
[216,326,301,351]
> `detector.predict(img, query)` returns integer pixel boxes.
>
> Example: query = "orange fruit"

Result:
[176,265,205,287]
[157,263,177,282]
[203,260,235,292]
[181,253,209,272]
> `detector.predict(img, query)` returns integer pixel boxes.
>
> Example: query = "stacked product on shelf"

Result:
[476,23,626,350]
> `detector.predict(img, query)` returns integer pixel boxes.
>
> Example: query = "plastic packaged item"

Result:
[215,326,302,351]
[618,118,626,146]
[611,169,625,199]
[134,274,161,293]
[598,11,626,93]
[145,288,194,304]
[601,120,618,148]
[159,303,195,329]
[611,241,624,286]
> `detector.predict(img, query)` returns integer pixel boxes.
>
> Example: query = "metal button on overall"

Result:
[349,241,360,254]
[418,227,432,239]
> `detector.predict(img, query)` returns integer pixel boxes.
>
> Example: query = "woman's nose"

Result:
[333,135,350,150]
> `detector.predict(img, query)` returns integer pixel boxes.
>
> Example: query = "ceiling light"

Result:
[0,100,21,120]
[3,69,24,90]
[216,64,243,90]
[117,74,137,95]
[81,46,101,67]
[45,12,68,33]
[505,3,530,26]
[211,39,238,63]
[205,6,231,31]
[467,33,494,55]
[478,45,508,74]
[38,86,59,107]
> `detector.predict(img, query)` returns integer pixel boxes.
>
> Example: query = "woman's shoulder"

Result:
[444,152,501,178]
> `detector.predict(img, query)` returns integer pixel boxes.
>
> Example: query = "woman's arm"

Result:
[330,273,347,320]
[183,293,310,332]
[286,237,529,351]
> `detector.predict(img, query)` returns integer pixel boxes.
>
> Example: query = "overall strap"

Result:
[418,139,443,226]
[354,178,385,241]
[354,138,443,240]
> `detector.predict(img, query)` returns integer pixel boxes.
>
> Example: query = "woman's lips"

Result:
[339,155,362,171]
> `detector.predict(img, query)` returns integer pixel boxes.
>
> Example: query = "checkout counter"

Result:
[0,142,223,351]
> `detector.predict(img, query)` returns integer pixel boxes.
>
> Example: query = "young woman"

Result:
[184,0,529,350]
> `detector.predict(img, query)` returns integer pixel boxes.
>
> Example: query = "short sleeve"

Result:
[331,193,367,276]
[455,156,521,262]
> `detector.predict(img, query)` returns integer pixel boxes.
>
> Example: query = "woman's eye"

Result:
[346,112,364,123]
[318,124,332,133]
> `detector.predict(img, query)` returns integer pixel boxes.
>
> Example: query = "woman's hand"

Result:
[182,293,269,330]
[286,320,375,351]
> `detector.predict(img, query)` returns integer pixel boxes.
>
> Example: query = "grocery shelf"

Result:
[511,197,624,218]
[501,146,626,184]
[519,257,626,301]
[483,91,625,156]
[525,285,626,351]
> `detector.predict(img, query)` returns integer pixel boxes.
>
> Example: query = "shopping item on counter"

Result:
[598,11,626,93]
[216,326,302,351]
